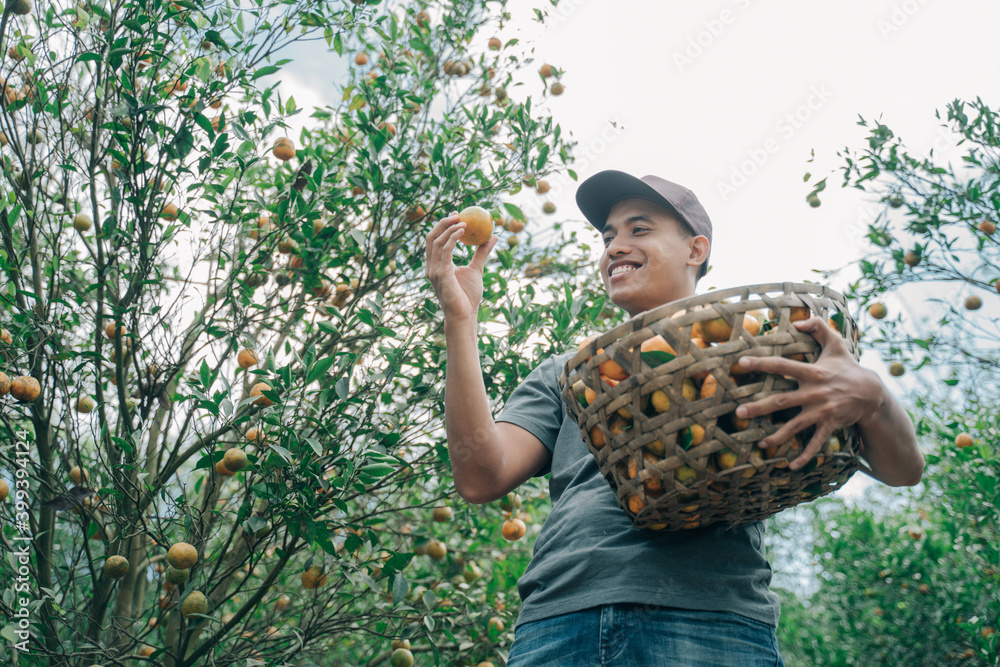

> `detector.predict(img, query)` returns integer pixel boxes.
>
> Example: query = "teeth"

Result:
[611,265,637,277]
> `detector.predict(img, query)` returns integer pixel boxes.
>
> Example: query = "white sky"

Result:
[278,0,1000,498]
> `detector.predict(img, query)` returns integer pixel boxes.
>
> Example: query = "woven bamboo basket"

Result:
[559,282,863,531]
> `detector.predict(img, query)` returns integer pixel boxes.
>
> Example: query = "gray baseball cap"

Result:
[576,170,712,278]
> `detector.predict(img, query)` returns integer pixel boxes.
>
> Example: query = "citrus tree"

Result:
[777,99,1000,666]
[0,0,616,664]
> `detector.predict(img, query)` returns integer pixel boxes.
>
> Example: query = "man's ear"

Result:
[688,235,710,267]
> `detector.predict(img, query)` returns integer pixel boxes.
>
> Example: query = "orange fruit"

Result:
[681,378,697,402]
[103,555,129,579]
[354,53,368,66]
[432,506,453,522]
[10,376,40,402]
[542,201,557,214]
[457,206,494,246]
[73,213,93,232]
[978,220,996,235]
[869,302,888,319]
[640,334,676,357]
[688,424,705,446]
[0,327,11,345]
[0,371,9,396]
[626,494,645,513]
[536,180,551,194]
[215,459,235,476]
[0,479,8,502]
[167,542,198,569]
[888,362,905,377]
[76,396,95,413]
[488,37,502,50]
[237,349,259,369]
[674,465,696,484]
[955,433,974,448]
[70,465,88,484]
[245,427,266,444]
[539,64,554,78]
[105,323,126,339]
[301,564,327,589]
[427,539,447,560]
[589,425,606,449]
[250,215,274,240]
[903,251,920,267]
[160,203,179,221]
[138,646,155,658]
[597,351,628,381]
[180,590,208,617]
[501,518,526,541]
[695,316,731,343]
[700,374,718,399]
[716,449,738,470]
[965,295,982,311]
[769,306,811,323]
[249,382,273,407]
[650,389,670,413]
[390,648,415,667]
[222,448,247,472]
[272,138,295,161]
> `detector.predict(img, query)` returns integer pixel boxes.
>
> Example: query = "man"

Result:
[424,170,924,666]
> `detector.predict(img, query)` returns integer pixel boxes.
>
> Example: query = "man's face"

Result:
[598,198,706,317]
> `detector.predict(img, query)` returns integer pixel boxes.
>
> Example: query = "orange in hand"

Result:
[457,206,494,246]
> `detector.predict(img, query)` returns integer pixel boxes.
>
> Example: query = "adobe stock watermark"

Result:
[6,429,34,654]
[716,85,834,202]
[876,0,933,40]
[545,0,589,27]
[673,0,756,73]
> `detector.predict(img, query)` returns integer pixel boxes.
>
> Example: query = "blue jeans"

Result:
[506,604,785,666]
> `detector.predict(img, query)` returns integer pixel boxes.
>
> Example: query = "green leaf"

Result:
[503,202,525,221]
[76,53,102,63]
[535,144,550,172]
[269,445,292,463]
[306,356,336,385]
[680,428,693,450]
[359,463,394,477]
[392,573,408,605]
[641,350,675,368]
[252,66,280,80]
[348,94,366,112]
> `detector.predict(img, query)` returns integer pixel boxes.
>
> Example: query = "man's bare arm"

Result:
[443,316,550,503]
[425,214,551,505]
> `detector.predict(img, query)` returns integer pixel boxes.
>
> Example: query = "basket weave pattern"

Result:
[560,283,862,531]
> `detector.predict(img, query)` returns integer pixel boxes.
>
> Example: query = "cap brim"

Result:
[575,170,682,233]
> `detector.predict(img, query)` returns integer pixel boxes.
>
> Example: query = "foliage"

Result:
[0,0,615,664]
[780,101,1000,666]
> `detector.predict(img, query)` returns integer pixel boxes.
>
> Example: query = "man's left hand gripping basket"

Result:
[559,282,863,531]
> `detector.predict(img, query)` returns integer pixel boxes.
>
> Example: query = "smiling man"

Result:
[424,170,923,666]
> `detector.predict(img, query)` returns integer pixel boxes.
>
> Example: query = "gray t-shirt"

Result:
[497,351,782,628]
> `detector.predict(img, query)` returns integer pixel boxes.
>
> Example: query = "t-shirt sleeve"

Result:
[496,355,567,476]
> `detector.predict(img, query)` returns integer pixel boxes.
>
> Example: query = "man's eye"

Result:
[603,236,613,245]
[633,226,648,234]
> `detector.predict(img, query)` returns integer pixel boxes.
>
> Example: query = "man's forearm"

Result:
[855,383,924,487]
[443,316,504,501]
